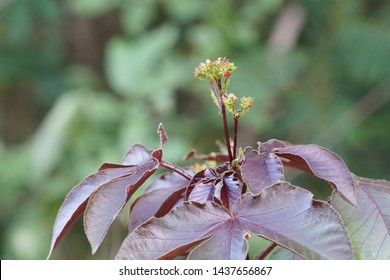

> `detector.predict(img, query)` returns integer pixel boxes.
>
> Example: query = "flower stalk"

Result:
[216,80,234,163]
[194,57,253,164]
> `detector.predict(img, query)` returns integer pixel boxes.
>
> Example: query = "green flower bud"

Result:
[223,93,238,114]
[240,96,253,115]
[234,96,254,118]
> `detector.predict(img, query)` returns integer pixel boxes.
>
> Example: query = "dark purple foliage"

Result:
[116,182,353,260]
[48,60,390,260]
[241,147,284,194]
[48,123,390,260]
[129,170,192,232]
[274,144,357,206]
[185,168,241,209]
[48,144,160,256]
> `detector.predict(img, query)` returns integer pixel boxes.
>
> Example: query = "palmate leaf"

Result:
[116,182,353,260]
[48,144,159,258]
[84,145,159,253]
[330,176,390,259]
[274,144,357,206]
[48,164,135,258]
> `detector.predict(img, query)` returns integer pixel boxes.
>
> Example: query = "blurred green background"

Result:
[1,0,389,259]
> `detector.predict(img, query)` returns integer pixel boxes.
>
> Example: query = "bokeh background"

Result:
[1,0,389,259]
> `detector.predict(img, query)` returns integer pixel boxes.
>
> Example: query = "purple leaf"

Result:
[215,171,241,209]
[121,144,156,165]
[234,182,353,260]
[48,144,159,258]
[189,180,216,203]
[116,182,353,260]
[275,144,357,206]
[185,168,219,202]
[116,201,230,260]
[47,165,135,258]
[186,168,241,209]
[241,148,284,194]
[84,146,159,253]
[331,176,390,259]
[187,224,249,260]
[259,139,287,154]
[129,171,191,232]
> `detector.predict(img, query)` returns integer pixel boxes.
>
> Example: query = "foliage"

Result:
[48,59,390,260]
[1,0,389,259]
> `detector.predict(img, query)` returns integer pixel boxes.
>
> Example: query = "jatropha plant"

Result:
[48,58,390,260]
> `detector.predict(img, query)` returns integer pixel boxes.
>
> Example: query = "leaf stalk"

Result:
[159,160,192,181]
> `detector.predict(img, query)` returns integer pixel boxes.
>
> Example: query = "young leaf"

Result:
[216,171,241,209]
[241,148,284,194]
[186,168,241,209]
[185,168,220,202]
[129,171,191,232]
[84,145,159,253]
[275,144,357,206]
[330,176,390,259]
[157,123,168,148]
[188,180,216,203]
[116,182,353,260]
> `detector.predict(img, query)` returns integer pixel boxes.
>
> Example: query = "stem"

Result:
[221,104,233,163]
[233,116,239,159]
[216,80,233,163]
[257,242,277,260]
[159,160,192,181]
[208,80,222,109]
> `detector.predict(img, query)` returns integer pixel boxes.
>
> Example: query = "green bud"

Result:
[233,96,254,118]
[240,96,253,115]
[223,93,238,114]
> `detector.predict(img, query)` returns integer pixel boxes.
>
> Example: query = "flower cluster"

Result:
[238,96,253,116]
[224,93,253,118]
[194,57,253,118]
[194,57,236,82]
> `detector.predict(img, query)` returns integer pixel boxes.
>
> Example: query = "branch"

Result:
[159,160,192,181]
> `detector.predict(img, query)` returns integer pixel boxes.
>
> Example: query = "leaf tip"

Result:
[157,123,168,147]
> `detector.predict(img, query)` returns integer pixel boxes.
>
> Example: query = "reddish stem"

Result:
[233,116,239,159]
[216,80,233,163]
[159,160,192,180]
